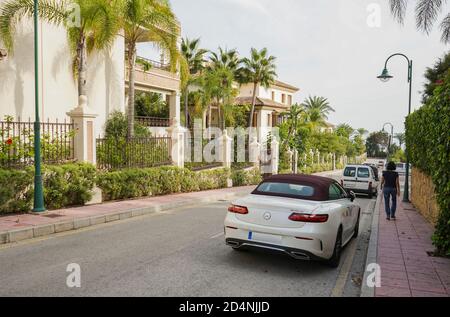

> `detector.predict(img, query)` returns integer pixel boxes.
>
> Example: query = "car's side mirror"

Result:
[348,191,356,202]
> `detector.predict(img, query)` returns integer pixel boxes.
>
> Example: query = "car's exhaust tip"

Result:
[290,251,310,260]
[226,240,240,248]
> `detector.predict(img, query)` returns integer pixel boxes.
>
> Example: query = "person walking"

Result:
[381,161,401,221]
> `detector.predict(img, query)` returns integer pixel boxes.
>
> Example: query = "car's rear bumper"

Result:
[226,238,324,261]
[224,214,338,260]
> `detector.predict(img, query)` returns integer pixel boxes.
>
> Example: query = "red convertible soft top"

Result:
[252,174,337,201]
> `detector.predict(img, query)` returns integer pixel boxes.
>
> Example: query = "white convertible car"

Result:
[224,174,361,267]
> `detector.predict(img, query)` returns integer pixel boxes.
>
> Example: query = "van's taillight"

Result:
[340,180,344,186]
[369,182,373,190]
[289,213,329,223]
[228,205,249,214]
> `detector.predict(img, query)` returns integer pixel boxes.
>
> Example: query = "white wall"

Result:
[0,14,125,138]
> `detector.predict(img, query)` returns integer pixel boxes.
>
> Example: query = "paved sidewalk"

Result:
[0,186,255,245]
[375,200,450,297]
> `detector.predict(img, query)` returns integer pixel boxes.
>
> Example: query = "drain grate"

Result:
[42,214,64,218]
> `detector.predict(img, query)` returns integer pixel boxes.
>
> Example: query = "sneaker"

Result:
[391,216,396,221]
[386,217,391,221]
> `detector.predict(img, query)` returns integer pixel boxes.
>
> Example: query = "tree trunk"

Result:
[127,43,137,139]
[184,87,189,128]
[77,35,88,98]
[248,82,258,130]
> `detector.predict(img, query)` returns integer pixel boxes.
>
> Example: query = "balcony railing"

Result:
[135,116,171,128]
[135,56,171,72]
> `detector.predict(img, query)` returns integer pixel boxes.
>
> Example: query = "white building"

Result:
[0,4,181,139]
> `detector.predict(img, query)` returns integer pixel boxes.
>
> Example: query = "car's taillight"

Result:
[228,205,249,214]
[289,213,329,223]
[340,180,344,186]
[369,182,373,189]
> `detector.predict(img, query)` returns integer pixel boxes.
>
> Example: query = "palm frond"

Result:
[440,12,450,43]
[415,0,444,34]
[0,0,68,53]
[390,0,408,24]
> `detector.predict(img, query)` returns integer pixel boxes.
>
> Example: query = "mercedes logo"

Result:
[263,212,272,221]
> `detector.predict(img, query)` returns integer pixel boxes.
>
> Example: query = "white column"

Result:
[293,149,299,174]
[169,91,181,126]
[166,117,185,168]
[249,136,261,168]
[220,130,233,169]
[67,96,98,165]
[286,148,293,173]
[271,137,279,175]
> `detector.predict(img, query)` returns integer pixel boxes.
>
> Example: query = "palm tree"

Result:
[202,63,237,131]
[239,48,277,129]
[302,96,335,129]
[181,37,208,128]
[209,47,240,75]
[0,0,121,101]
[282,103,305,147]
[395,133,406,148]
[336,124,354,139]
[389,0,450,43]
[122,0,184,138]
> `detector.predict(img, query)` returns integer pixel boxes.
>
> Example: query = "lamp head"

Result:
[377,68,393,82]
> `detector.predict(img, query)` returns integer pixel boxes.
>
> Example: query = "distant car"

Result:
[341,165,379,199]
[377,160,385,168]
[224,174,361,268]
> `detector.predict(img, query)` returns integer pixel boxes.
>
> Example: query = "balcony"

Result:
[135,116,171,128]
[125,56,181,93]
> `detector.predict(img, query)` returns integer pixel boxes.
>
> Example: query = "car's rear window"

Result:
[358,168,370,178]
[344,167,356,177]
[397,164,405,169]
[255,182,315,198]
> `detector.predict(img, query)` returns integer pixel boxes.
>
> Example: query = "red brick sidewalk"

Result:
[375,200,450,297]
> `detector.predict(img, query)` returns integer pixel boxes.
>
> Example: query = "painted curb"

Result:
[360,192,382,297]
[0,190,249,246]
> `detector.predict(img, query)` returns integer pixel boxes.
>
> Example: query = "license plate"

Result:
[249,231,282,244]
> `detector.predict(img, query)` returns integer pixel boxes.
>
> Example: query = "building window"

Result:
[271,91,275,100]
[267,114,271,126]
[282,94,286,104]
[288,95,292,105]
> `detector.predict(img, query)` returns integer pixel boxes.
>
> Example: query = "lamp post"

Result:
[383,122,394,159]
[377,53,412,203]
[33,0,46,213]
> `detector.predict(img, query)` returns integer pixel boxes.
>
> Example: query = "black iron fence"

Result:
[135,116,171,128]
[184,135,222,171]
[96,137,172,170]
[0,118,75,168]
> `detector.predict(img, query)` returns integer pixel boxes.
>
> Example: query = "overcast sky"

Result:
[140,0,448,134]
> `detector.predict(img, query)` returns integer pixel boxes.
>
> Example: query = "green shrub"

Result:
[0,168,33,213]
[405,71,450,256]
[0,163,96,213]
[98,166,232,201]
[231,168,262,187]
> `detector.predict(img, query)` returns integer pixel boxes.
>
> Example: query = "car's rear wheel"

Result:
[326,227,343,268]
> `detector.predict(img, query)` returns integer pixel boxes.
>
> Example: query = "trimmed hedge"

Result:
[231,168,263,187]
[405,70,450,256]
[0,163,97,214]
[97,167,232,201]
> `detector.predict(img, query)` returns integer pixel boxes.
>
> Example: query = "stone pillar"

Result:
[166,118,185,168]
[271,137,279,175]
[249,136,260,168]
[67,96,98,165]
[286,148,294,173]
[169,91,181,127]
[220,129,233,169]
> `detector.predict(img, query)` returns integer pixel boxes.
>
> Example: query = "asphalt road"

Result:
[0,192,375,297]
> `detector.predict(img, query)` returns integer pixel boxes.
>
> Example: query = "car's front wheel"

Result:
[326,227,343,268]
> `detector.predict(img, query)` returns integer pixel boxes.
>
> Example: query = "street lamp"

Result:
[33,0,46,213]
[377,53,412,203]
[383,122,394,159]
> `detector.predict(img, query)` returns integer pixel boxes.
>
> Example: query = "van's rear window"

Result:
[344,167,356,177]
[255,182,315,198]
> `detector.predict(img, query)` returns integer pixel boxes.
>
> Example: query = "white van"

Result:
[341,165,379,198]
